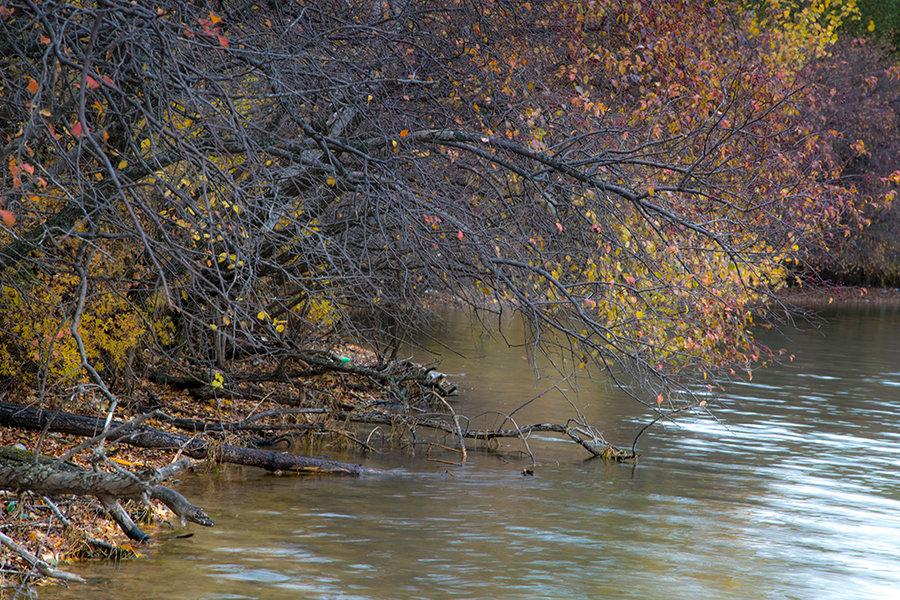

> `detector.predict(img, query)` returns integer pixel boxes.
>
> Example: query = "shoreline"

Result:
[777,286,900,309]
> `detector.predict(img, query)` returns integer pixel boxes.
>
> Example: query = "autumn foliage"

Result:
[0,0,890,408]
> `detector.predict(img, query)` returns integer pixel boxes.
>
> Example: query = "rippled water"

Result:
[52,308,899,599]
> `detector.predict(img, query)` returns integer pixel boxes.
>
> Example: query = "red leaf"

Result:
[457,230,464,241]
[101,75,114,86]
[217,34,229,48]
[555,221,563,233]
[85,75,100,90]
[71,121,84,137]
[656,393,664,405]
[21,162,34,175]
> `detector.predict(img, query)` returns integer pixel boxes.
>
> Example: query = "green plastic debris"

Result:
[338,355,351,364]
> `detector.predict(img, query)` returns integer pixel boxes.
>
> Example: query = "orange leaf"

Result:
[26,78,39,95]
[0,210,16,228]
[209,11,222,25]
[399,129,410,138]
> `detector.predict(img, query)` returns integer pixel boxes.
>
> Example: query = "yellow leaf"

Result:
[118,159,128,169]
[275,323,285,333]
[257,310,268,321]
[210,371,224,389]
[140,138,151,152]
[647,186,655,197]
[867,19,875,32]
[326,176,336,187]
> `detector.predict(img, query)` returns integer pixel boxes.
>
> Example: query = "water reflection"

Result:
[51,308,899,599]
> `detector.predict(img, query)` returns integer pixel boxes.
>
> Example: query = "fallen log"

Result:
[0,402,371,475]
[0,446,212,541]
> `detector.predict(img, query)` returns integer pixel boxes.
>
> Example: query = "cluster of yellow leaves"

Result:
[0,246,157,385]
[0,276,145,384]
[748,0,861,70]
[304,297,338,328]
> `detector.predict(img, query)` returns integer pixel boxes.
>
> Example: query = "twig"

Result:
[435,393,467,463]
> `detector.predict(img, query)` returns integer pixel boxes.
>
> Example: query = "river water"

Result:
[52,308,899,599]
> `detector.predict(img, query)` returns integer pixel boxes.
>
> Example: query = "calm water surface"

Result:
[52,308,899,599]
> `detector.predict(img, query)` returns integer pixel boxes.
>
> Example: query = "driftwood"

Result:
[0,401,371,475]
